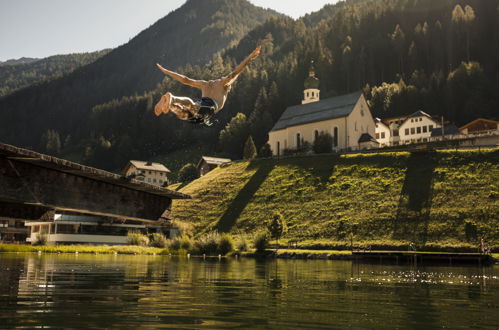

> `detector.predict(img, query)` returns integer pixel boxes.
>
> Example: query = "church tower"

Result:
[302,61,320,104]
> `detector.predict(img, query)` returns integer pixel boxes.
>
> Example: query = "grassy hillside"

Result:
[172,149,499,251]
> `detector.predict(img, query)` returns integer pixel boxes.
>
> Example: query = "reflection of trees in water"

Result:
[2,255,497,328]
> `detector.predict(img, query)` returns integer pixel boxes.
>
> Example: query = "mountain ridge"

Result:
[0,0,282,147]
[0,50,110,97]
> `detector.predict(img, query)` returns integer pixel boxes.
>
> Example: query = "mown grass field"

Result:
[172,149,499,252]
[0,244,166,255]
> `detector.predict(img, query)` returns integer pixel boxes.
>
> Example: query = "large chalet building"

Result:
[123,160,170,187]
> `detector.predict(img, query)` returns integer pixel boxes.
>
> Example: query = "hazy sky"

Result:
[0,0,338,61]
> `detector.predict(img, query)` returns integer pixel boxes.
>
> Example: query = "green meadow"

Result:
[172,149,498,252]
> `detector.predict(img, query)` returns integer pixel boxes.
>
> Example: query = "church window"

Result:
[333,127,339,147]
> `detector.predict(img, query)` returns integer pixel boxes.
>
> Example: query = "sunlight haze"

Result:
[0,0,338,61]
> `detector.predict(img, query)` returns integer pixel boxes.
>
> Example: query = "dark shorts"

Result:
[187,97,218,125]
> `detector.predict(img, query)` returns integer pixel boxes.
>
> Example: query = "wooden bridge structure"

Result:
[0,142,190,223]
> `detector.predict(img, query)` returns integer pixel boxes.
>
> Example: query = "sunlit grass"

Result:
[173,149,498,252]
[0,244,167,255]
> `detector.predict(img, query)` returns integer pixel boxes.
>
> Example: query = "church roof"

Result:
[271,91,362,131]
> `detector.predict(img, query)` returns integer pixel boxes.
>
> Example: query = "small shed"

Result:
[358,133,379,150]
[197,156,231,176]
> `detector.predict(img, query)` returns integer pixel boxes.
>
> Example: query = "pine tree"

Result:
[243,136,257,160]
[268,212,286,250]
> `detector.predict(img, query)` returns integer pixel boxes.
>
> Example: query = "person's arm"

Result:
[223,46,261,86]
[156,63,205,88]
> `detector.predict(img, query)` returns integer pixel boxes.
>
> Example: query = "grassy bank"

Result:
[0,243,168,255]
[172,149,499,252]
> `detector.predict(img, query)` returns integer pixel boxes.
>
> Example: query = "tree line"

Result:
[1,0,497,177]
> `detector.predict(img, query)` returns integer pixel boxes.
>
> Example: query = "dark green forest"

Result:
[0,0,497,178]
[0,0,280,150]
[0,50,110,97]
[0,57,39,66]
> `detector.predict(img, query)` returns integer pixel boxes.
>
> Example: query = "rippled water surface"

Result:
[0,254,497,329]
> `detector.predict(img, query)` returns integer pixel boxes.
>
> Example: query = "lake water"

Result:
[0,254,497,329]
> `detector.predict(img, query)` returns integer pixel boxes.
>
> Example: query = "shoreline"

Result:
[1,244,496,265]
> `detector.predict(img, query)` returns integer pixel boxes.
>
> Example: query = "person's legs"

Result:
[154,92,172,116]
[154,93,199,120]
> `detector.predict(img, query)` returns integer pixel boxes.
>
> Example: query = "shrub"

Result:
[259,143,272,158]
[313,131,333,154]
[167,235,192,251]
[236,237,249,252]
[127,230,149,246]
[178,163,199,183]
[297,141,312,155]
[179,235,193,250]
[253,231,269,252]
[218,233,234,255]
[34,233,48,246]
[150,233,168,248]
[194,232,219,255]
[168,237,181,250]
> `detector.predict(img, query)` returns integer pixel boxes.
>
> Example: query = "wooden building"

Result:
[197,156,231,176]
[459,118,499,134]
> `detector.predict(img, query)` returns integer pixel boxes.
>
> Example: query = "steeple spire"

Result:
[302,60,320,104]
[309,60,316,77]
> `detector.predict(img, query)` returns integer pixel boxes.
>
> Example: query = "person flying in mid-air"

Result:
[154,46,261,125]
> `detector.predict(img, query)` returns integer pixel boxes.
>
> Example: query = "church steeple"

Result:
[302,60,320,104]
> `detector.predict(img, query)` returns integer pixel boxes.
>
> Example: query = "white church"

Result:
[268,64,378,155]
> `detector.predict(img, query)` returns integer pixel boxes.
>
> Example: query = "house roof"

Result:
[358,133,378,143]
[431,124,461,137]
[197,156,231,168]
[459,118,499,130]
[381,115,408,126]
[375,118,389,128]
[399,110,440,128]
[126,160,171,173]
[270,91,362,131]
[407,110,433,119]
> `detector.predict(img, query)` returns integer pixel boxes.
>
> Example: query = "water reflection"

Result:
[0,254,497,328]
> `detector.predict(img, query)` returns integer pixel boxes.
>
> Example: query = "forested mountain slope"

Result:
[0,0,281,148]
[0,50,110,97]
[0,57,39,66]
[0,0,497,175]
